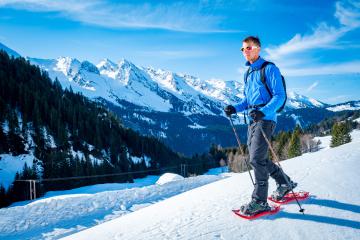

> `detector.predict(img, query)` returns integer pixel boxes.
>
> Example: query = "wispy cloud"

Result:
[307,81,319,92]
[264,0,360,76]
[282,60,360,76]
[335,0,360,29]
[0,0,230,32]
[265,23,345,61]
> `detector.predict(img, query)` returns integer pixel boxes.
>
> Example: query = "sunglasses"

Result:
[241,46,259,52]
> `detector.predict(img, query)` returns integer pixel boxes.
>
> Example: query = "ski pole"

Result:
[258,125,305,214]
[228,115,255,186]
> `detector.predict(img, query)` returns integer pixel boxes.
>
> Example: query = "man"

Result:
[224,36,297,216]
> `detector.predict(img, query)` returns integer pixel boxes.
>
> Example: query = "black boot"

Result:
[240,198,271,216]
[271,181,297,201]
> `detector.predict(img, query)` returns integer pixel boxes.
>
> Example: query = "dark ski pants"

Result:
[247,120,290,202]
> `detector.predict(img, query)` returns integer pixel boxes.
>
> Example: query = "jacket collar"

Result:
[245,56,265,70]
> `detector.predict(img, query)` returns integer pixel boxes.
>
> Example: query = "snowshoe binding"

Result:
[270,181,298,201]
[232,199,280,219]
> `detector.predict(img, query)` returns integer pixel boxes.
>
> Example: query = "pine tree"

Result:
[330,122,351,147]
[288,127,301,158]
[0,184,8,207]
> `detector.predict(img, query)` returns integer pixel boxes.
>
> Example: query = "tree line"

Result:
[0,51,218,207]
[214,112,359,173]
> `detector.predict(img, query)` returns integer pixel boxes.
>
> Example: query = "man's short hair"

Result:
[243,36,261,47]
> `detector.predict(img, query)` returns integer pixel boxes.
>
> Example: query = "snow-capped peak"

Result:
[24,50,331,115]
[97,58,116,70]
[81,61,99,75]
[146,67,180,93]
[118,58,137,69]
[54,57,81,77]
[287,91,326,109]
[97,58,117,79]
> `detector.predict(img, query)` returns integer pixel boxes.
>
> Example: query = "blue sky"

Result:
[0,0,359,104]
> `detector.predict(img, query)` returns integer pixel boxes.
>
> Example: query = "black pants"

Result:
[247,120,289,202]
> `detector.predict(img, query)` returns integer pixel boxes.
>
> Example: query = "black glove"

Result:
[224,105,236,117]
[249,110,265,122]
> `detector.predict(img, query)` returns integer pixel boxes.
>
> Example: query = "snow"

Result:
[13,175,160,205]
[155,173,184,185]
[354,117,360,123]
[1,131,360,240]
[27,54,334,117]
[60,130,360,240]
[42,127,57,149]
[327,103,360,112]
[132,113,155,124]
[2,120,9,134]
[286,91,325,109]
[188,122,206,129]
[0,154,35,189]
[0,173,223,240]
[314,135,332,151]
[130,155,151,167]
[290,113,302,127]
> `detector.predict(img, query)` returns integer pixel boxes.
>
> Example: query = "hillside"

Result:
[0,131,359,239]
[0,51,202,206]
[62,130,360,240]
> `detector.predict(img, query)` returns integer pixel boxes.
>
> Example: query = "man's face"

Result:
[242,41,260,63]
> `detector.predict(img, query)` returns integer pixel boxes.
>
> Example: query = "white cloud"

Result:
[264,23,345,61]
[0,0,227,32]
[282,60,360,76]
[307,81,319,92]
[335,0,360,29]
[263,0,360,76]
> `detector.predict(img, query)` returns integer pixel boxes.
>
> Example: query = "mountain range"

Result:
[1,43,359,155]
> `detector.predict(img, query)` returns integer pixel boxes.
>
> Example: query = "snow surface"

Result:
[188,123,206,129]
[314,135,332,151]
[155,173,184,185]
[327,102,360,112]
[130,155,151,167]
[287,91,325,109]
[61,130,360,240]
[1,132,360,240]
[0,173,224,240]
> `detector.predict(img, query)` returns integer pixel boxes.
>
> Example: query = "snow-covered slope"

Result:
[61,130,360,240]
[287,91,327,109]
[0,174,224,240]
[1,131,359,240]
[25,53,325,115]
[27,56,238,115]
[326,101,360,112]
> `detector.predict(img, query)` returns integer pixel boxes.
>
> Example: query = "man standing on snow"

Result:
[224,36,297,216]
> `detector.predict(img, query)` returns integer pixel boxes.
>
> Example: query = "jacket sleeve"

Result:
[234,94,248,112]
[259,64,286,116]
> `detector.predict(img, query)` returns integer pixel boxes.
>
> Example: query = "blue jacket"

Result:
[234,57,285,123]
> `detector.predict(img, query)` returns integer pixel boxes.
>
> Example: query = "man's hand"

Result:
[249,110,265,122]
[224,105,236,117]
